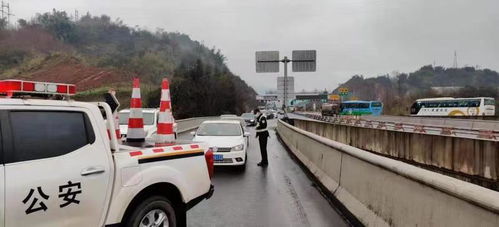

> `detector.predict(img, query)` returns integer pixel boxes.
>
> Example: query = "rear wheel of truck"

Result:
[126,196,177,227]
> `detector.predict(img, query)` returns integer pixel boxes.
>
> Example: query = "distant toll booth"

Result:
[256,94,279,110]
[292,91,328,111]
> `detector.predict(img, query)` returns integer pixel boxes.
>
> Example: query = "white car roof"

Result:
[220,114,237,117]
[119,108,158,113]
[202,120,242,124]
[221,116,243,120]
[0,98,98,109]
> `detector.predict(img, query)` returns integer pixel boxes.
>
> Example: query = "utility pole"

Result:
[0,1,13,24]
[7,1,11,24]
[1,1,4,20]
[453,50,458,68]
[74,9,79,21]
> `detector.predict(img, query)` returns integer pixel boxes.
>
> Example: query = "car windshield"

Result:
[197,123,242,136]
[119,112,155,125]
[241,113,255,119]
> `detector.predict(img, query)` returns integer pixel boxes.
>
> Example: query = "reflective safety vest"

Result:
[255,114,268,133]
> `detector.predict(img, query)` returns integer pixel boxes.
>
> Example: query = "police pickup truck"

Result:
[0,80,214,227]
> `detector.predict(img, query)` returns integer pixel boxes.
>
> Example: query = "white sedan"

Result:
[192,120,250,168]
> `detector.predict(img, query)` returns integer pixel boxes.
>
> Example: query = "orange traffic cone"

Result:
[127,78,146,142]
[155,78,175,146]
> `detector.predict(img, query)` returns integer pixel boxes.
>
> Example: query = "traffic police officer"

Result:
[254,108,269,166]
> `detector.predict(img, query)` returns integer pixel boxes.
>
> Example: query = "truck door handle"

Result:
[81,166,105,176]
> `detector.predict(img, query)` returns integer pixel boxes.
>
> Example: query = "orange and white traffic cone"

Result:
[155,78,175,146]
[127,78,146,142]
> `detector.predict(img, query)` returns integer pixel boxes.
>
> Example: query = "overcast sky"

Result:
[12,0,499,93]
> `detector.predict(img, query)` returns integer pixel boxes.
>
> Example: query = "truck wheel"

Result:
[126,196,177,227]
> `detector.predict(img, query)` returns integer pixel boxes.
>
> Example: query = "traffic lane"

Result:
[182,120,349,227]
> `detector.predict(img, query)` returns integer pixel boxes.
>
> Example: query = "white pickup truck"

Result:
[0,80,214,227]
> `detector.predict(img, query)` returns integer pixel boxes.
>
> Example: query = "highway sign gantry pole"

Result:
[256,50,316,111]
[282,56,290,109]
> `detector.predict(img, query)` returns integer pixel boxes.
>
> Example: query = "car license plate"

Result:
[214,154,223,161]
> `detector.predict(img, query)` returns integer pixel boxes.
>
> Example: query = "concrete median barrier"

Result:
[292,118,499,189]
[277,119,499,226]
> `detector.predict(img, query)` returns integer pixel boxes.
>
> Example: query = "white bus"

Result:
[410,97,495,117]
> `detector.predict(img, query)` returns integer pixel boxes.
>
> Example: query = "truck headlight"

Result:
[232,144,244,151]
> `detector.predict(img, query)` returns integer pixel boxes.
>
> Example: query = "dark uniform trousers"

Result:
[256,114,269,164]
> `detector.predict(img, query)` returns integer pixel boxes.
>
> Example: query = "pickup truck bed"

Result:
[120,140,195,149]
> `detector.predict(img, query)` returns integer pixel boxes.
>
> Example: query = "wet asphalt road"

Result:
[183,119,349,227]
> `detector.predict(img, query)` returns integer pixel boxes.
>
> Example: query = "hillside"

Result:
[0,10,257,118]
[3,54,134,90]
[336,65,499,115]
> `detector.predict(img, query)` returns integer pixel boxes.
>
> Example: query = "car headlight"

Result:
[232,144,244,151]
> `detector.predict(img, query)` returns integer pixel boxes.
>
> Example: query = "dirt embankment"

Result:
[17,56,136,91]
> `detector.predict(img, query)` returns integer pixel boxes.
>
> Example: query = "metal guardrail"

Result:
[362,115,499,131]
[294,112,499,141]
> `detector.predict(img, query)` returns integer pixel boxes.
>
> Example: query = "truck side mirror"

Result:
[190,131,196,136]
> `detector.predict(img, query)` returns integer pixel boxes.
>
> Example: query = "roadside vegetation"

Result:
[0,10,257,118]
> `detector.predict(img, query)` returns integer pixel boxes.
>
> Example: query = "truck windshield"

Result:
[119,112,155,125]
[197,123,242,136]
